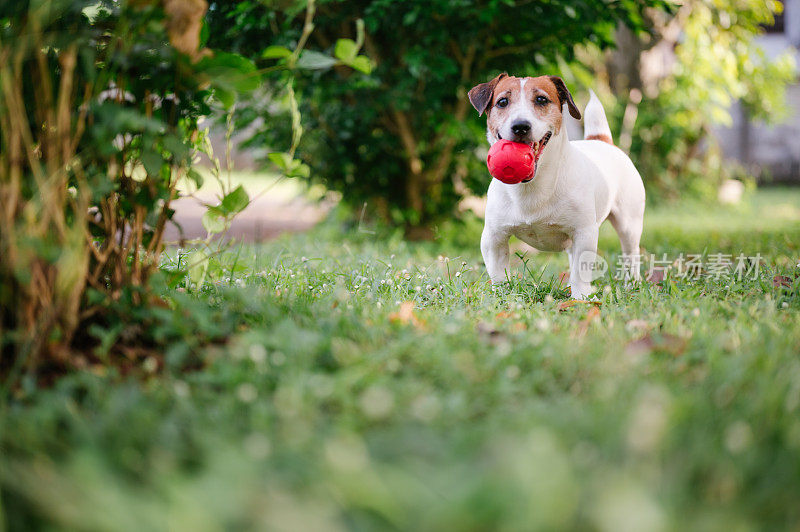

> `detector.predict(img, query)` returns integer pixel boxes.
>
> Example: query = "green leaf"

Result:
[197,52,260,104]
[162,135,189,160]
[187,168,204,189]
[202,210,226,234]
[334,38,359,63]
[141,150,163,176]
[347,55,373,74]
[221,185,249,214]
[262,45,292,59]
[296,50,338,70]
[268,152,292,171]
[268,153,309,178]
[213,86,236,109]
[287,161,311,178]
[199,19,209,47]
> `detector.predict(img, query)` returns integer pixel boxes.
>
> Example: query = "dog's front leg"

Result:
[568,226,600,299]
[481,227,510,284]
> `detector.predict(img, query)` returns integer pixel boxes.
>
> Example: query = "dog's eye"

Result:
[496,97,508,108]
[535,95,549,105]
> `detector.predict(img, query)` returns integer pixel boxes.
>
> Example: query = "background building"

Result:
[715,0,800,183]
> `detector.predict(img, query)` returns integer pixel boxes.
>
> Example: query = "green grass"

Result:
[3,188,800,531]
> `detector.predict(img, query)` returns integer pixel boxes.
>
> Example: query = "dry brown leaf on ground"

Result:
[773,275,794,289]
[575,306,602,338]
[647,269,666,284]
[557,299,602,312]
[389,301,425,329]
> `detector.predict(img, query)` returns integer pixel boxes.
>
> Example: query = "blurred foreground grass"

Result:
[2,188,800,531]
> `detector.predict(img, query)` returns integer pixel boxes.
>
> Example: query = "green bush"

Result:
[207,0,670,236]
[596,0,796,200]
[0,0,255,381]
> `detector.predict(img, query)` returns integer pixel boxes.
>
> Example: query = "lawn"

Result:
[2,188,800,531]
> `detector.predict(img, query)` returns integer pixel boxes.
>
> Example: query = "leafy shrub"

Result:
[207,0,670,236]
[0,0,256,381]
[596,0,796,200]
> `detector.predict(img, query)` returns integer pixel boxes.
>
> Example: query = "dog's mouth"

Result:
[520,131,552,183]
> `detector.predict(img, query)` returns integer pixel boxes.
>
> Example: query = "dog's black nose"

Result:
[511,121,531,136]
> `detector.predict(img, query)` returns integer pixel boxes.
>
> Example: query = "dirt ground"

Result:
[163,190,332,244]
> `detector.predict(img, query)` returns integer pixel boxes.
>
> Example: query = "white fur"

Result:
[583,90,613,141]
[481,95,645,298]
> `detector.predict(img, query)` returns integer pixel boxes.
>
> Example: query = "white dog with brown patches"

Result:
[468,73,645,298]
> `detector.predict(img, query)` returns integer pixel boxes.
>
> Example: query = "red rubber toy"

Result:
[486,140,535,184]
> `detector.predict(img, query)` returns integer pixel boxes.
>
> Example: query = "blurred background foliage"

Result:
[206,0,794,235]
[206,0,674,237]
[588,0,797,200]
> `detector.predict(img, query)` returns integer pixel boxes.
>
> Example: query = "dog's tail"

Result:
[583,90,613,145]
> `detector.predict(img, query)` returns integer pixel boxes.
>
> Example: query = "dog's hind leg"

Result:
[608,211,643,281]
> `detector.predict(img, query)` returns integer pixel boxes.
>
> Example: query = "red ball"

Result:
[486,140,535,184]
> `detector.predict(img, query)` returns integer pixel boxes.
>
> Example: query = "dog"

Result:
[468,73,645,299]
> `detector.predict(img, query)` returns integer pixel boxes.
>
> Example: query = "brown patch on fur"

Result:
[470,74,581,139]
[585,133,613,144]
[485,76,567,136]
[468,73,508,116]
[526,76,561,108]
[548,76,581,120]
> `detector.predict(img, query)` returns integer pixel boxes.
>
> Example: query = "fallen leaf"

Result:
[773,275,794,289]
[575,306,601,337]
[557,299,602,312]
[389,301,419,326]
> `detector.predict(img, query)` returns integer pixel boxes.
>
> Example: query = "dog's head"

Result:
[468,74,581,175]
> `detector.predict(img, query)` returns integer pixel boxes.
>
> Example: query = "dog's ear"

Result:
[468,72,507,117]
[548,76,581,120]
